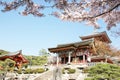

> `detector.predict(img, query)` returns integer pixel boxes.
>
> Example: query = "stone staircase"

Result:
[34,70,53,80]
[34,65,87,80]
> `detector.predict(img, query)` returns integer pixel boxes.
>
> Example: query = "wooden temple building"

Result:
[48,31,113,65]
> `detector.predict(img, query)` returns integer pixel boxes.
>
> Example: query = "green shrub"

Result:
[45,68,49,71]
[84,78,93,80]
[68,68,76,74]
[64,67,70,70]
[17,70,22,74]
[8,63,15,67]
[23,68,45,74]
[62,68,76,74]
[83,68,89,73]
[62,68,65,74]
[85,63,120,80]
[24,69,33,74]
[7,67,14,72]
[35,68,45,73]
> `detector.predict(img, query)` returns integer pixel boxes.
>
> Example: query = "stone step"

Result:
[34,70,53,80]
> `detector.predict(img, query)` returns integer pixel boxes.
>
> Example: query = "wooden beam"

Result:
[92,41,97,54]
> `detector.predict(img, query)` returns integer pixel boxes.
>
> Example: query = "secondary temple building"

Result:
[48,31,113,65]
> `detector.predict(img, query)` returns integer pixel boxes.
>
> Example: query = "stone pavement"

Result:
[34,65,87,80]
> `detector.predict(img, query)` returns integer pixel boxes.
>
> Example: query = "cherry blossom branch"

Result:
[89,2,120,19]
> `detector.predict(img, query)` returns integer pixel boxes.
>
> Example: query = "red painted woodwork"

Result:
[0,50,29,69]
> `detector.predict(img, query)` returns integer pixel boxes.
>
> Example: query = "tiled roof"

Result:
[48,39,93,53]
[80,31,111,43]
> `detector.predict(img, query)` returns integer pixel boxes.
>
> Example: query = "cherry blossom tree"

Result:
[95,40,112,56]
[0,0,120,30]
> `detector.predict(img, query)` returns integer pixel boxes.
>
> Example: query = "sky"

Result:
[0,6,120,56]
